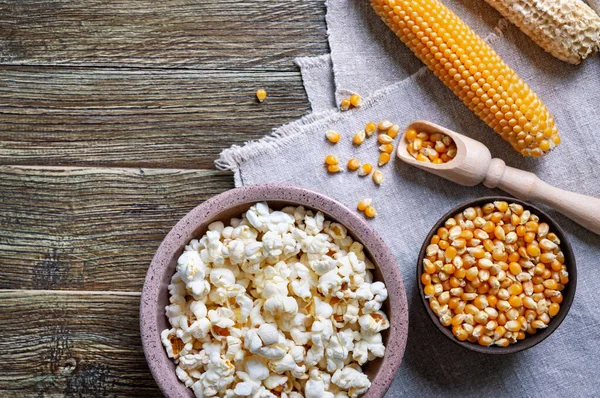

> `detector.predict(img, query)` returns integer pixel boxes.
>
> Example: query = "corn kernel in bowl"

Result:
[421,201,569,348]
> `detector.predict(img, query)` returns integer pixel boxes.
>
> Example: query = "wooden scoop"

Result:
[397,120,600,235]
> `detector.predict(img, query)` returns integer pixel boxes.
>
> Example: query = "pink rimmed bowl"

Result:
[140,183,408,397]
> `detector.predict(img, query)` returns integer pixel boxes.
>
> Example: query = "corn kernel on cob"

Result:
[370,0,561,157]
[484,0,600,64]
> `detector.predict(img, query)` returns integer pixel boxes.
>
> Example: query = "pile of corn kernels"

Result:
[405,128,457,164]
[162,203,390,397]
[420,201,568,347]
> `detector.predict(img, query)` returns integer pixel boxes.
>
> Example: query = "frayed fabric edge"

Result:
[215,109,336,174]
[294,54,332,70]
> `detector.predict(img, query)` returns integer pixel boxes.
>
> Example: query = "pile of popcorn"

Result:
[161,202,391,398]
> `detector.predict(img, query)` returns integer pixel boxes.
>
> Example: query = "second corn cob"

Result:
[485,0,600,64]
[370,0,561,157]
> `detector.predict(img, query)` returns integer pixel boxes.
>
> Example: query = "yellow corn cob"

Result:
[370,0,561,157]
[485,0,600,65]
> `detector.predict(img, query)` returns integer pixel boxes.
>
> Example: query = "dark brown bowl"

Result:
[140,184,409,397]
[416,196,577,354]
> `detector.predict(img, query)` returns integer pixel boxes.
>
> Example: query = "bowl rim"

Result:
[416,196,577,355]
[140,183,409,397]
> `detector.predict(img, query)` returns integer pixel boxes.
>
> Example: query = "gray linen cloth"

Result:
[294,54,337,112]
[217,0,600,396]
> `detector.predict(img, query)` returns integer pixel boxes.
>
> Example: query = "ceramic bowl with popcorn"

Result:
[140,184,408,398]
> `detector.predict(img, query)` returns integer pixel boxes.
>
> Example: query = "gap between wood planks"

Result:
[0,62,304,73]
[0,289,141,296]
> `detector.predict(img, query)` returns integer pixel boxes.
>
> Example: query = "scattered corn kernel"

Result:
[358,163,373,176]
[353,130,366,145]
[388,124,400,138]
[347,158,361,171]
[340,98,351,111]
[325,154,339,165]
[378,153,391,166]
[420,201,569,347]
[406,128,457,164]
[379,144,394,153]
[378,134,393,145]
[365,206,377,218]
[357,198,372,212]
[325,130,341,143]
[349,94,362,107]
[327,164,341,173]
[256,88,267,102]
[372,170,384,185]
[378,120,393,131]
[365,122,378,137]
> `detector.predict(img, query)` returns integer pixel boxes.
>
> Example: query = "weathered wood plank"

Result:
[0,291,160,397]
[0,66,310,168]
[0,0,327,69]
[0,166,233,291]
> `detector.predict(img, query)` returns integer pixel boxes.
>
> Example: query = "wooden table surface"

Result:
[0,1,327,395]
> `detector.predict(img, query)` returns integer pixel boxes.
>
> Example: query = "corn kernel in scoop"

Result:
[406,128,457,164]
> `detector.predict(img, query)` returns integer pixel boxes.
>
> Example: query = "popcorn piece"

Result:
[225,336,244,362]
[327,222,347,240]
[166,303,188,330]
[263,374,288,390]
[358,311,390,333]
[244,326,287,360]
[195,352,235,396]
[264,295,298,316]
[168,273,187,306]
[310,297,333,319]
[208,308,235,338]
[364,281,388,313]
[269,353,304,375]
[262,230,285,260]
[325,334,347,372]
[209,268,236,288]
[309,257,337,276]
[178,352,209,370]
[290,328,311,345]
[177,251,210,299]
[257,324,280,345]
[363,332,386,358]
[176,366,193,387]
[306,368,335,398]
[234,381,253,396]
[289,262,314,300]
[341,300,360,324]
[245,356,270,381]
[319,269,343,296]
[161,329,184,359]
[332,366,371,398]
[235,293,253,323]
[304,211,325,235]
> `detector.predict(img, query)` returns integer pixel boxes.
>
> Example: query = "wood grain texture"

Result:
[0,166,233,291]
[0,0,327,69]
[0,291,160,397]
[0,1,327,395]
[0,66,311,168]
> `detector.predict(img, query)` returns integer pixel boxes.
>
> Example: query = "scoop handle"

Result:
[483,158,600,235]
